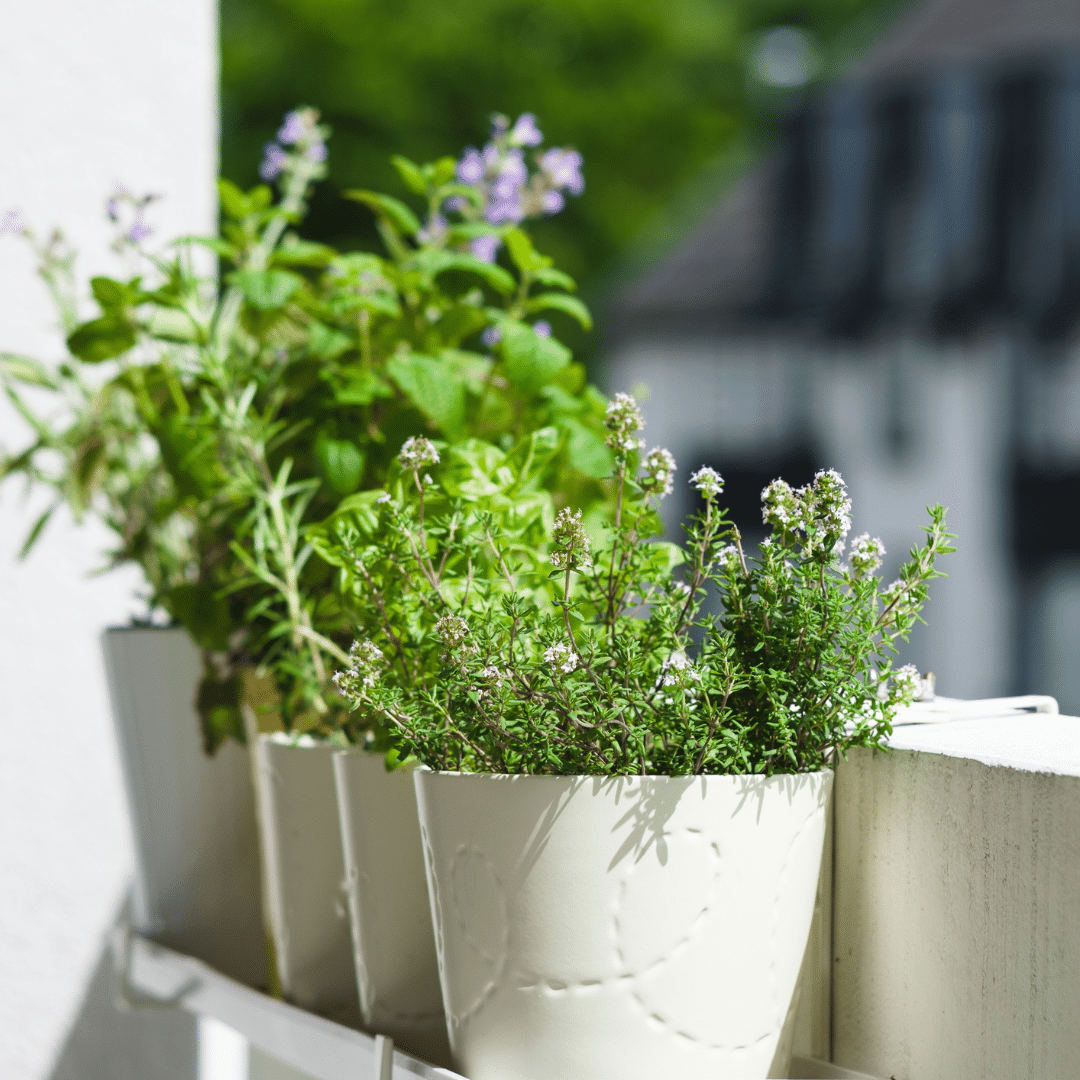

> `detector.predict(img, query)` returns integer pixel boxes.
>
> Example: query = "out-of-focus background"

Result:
[4,0,1080,1076]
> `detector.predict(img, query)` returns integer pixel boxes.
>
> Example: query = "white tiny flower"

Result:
[849,532,886,575]
[604,392,645,456]
[550,507,591,570]
[690,466,724,498]
[399,436,440,470]
[543,641,579,675]
[891,664,921,704]
[376,491,391,504]
[641,446,676,498]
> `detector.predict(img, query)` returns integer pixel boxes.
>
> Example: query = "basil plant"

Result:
[330,395,955,776]
[1,109,611,750]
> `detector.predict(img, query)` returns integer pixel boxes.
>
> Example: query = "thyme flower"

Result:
[399,436,440,470]
[641,447,676,498]
[690,466,724,498]
[849,533,886,575]
[543,641,579,675]
[604,392,645,455]
[549,507,591,570]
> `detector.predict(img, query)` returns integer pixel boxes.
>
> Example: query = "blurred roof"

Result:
[852,0,1080,77]
[614,0,1080,342]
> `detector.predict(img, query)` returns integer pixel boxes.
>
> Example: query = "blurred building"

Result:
[607,0,1080,709]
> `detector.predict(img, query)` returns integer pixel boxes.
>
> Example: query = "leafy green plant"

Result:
[1,109,612,749]
[331,393,954,775]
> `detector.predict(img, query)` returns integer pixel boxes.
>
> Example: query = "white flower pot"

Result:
[333,749,450,1065]
[252,734,357,1014]
[414,770,832,1080]
[102,626,265,985]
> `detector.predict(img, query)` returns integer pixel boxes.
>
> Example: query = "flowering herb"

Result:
[330,394,955,776]
[1,108,609,749]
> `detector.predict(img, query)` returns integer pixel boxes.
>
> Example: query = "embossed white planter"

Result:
[414,770,831,1080]
[333,750,450,1065]
[252,734,357,1015]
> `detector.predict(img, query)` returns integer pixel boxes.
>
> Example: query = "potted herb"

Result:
[1,105,607,1005]
[331,393,954,1079]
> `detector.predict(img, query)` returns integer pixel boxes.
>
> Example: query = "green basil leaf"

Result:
[228,269,304,310]
[391,155,429,196]
[499,319,571,392]
[66,315,136,363]
[316,435,365,495]
[524,292,593,330]
[387,351,467,438]
[344,189,421,236]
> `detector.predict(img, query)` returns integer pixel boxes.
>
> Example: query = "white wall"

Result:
[0,2,218,1077]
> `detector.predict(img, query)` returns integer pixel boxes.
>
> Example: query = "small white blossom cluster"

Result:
[716,543,740,568]
[891,663,921,704]
[641,447,676,498]
[761,469,852,555]
[332,639,384,698]
[848,532,886,575]
[549,507,591,570]
[480,665,503,685]
[399,436,440,470]
[436,613,470,650]
[604,392,645,456]
[543,641,579,675]
[690,466,724,498]
[662,652,702,688]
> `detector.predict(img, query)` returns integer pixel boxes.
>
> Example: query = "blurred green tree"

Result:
[221,0,901,303]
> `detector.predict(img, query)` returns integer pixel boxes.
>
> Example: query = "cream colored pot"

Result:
[103,626,265,986]
[333,749,450,1065]
[414,770,831,1080]
[252,734,356,1015]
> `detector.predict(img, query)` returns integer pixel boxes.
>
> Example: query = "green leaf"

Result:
[271,238,337,266]
[410,249,515,295]
[66,315,136,363]
[387,351,467,438]
[308,322,353,361]
[146,308,200,342]
[333,368,394,406]
[503,228,550,273]
[524,292,593,330]
[91,276,138,311]
[344,189,421,236]
[559,418,612,479]
[218,178,252,221]
[168,583,233,652]
[498,319,571,393]
[533,266,577,291]
[391,155,429,196]
[228,269,304,310]
[18,505,56,558]
[316,434,365,495]
[0,354,57,389]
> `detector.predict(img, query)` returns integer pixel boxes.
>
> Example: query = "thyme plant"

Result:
[2,109,611,748]
[332,394,955,776]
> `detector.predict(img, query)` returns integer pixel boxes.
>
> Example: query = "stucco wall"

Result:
[0,2,218,1077]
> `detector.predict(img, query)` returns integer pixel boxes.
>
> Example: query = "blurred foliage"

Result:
[221,0,901,301]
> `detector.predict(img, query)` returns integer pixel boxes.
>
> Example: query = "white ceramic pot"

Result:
[252,734,357,1014]
[414,770,832,1080]
[333,749,450,1065]
[102,626,265,986]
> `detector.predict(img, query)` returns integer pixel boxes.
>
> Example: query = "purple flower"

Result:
[481,325,504,347]
[277,111,306,145]
[533,320,552,337]
[0,208,26,236]
[471,235,502,263]
[127,215,153,243]
[494,148,527,195]
[541,189,565,215]
[260,143,288,181]
[509,113,543,147]
[456,148,485,185]
[490,114,510,136]
[485,194,523,225]
[443,195,467,213]
[306,141,327,164]
[539,148,585,195]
